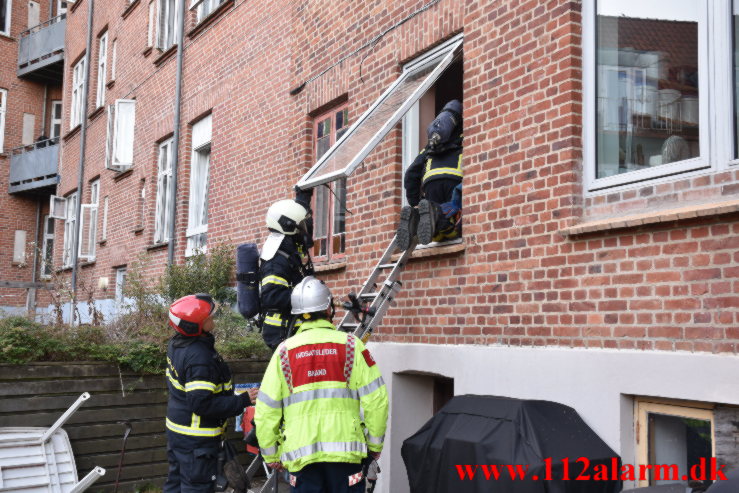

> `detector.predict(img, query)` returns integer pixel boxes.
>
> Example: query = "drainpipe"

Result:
[41,84,48,135]
[166,0,187,266]
[71,0,94,295]
[26,199,42,317]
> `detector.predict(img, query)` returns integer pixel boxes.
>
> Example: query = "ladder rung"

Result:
[378,263,396,269]
[359,293,378,300]
[341,323,359,329]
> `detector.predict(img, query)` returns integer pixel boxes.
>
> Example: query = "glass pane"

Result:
[316,135,331,160]
[596,1,700,178]
[647,413,711,486]
[300,39,462,188]
[333,178,346,236]
[313,186,329,257]
[335,109,345,131]
[734,1,739,157]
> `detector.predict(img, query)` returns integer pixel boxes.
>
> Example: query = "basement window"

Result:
[297,34,463,190]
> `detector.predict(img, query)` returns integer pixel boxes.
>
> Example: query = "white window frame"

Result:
[195,0,225,22]
[101,195,109,241]
[156,0,177,51]
[50,100,62,140]
[13,230,27,264]
[582,0,738,195]
[70,57,86,129]
[186,115,211,257]
[0,0,11,36]
[40,215,54,279]
[110,38,117,81]
[115,267,127,314]
[0,88,6,153]
[78,180,99,262]
[106,99,136,172]
[147,1,156,48]
[57,0,67,16]
[635,399,715,487]
[62,192,78,268]
[96,32,108,108]
[297,34,464,189]
[154,138,174,244]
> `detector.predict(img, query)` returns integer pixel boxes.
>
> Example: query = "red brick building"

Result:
[0,0,65,313]
[18,0,739,490]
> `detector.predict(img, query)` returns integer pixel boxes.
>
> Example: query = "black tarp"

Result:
[401,395,622,493]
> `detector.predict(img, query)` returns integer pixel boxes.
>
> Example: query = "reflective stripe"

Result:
[185,380,217,392]
[367,433,384,445]
[264,314,283,326]
[258,390,283,409]
[223,381,233,391]
[166,368,185,391]
[284,387,358,407]
[166,417,224,437]
[343,335,355,384]
[191,413,200,428]
[261,444,279,457]
[281,441,367,463]
[422,153,463,182]
[279,344,293,393]
[261,275,290,288]
[357,376,385,397]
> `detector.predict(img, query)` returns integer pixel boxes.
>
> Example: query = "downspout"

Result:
[71,0,94,294]
[26,199,42,316]
[166,0,187,266]
[41,84,48,135]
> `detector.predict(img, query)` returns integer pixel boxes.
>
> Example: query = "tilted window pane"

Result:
[596,0,700,178]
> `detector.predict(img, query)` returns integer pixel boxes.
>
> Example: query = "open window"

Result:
[106,99,136,172]
[635,399,714,488]
[78,179,99,262]
[297,34,463,190]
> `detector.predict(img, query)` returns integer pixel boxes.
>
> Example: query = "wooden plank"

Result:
[0,362,122,380]
[0,391,167,413]
[91,475,166,493]
[0,375,167,396]
[72,434,167,455]
[66,421,165,440]
[76,447,169,470]
[0,280,50,289]
[0,404,168,427]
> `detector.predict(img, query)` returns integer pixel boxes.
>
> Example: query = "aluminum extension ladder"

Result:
[337,234,417,343]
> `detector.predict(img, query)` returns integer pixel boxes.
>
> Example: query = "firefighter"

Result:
[259,192,314,350]
[397,99,463,250]
[164,294,259,493]
[254,276,389,493]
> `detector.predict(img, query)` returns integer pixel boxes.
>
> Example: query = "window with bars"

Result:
[154,138,174,243]
[186,115,211,256]
[312,106,349,262]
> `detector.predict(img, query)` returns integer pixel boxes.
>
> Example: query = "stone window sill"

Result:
[314,261,347,273]
[147,242,168,251]
[391,238,465,262]
[88,105,104,121]
[560,198,739,236]
[63,125,82,142]
[154,45,177,66]
[122,0,140,19]
[188,0,234,39]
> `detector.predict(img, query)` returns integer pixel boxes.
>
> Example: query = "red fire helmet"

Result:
[169,294,215,336]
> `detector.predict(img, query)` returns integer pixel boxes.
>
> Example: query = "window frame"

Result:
[582,0,738,195]
[106,99,136,172]
[147,1,156,48]
[96,32,108,108]
[0,0,11,36]
[115,266,127,314]
[0,88,6,153]
[154,138,174,244]
[78,179,100,262]
[186,115,212,257]
[195,0,226,23]
[62,192,78,268]
[311,105,349,263]
[635,399,715,487]
[110,38,117,81]
[157,0,177,51]
[50,100,62,140]
[70,57,86,129]
[297,34,464,190]
[40,214,54,279]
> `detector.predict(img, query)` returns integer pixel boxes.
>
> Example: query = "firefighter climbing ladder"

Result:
[337,234,418,342]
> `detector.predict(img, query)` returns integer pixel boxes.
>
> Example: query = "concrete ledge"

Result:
[560,198,739,236]
[314,261,347,273]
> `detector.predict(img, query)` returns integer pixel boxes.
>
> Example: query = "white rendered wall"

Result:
[368,342,739,493]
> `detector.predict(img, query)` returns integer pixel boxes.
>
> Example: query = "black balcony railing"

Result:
[8,138,60,194]
[17,14,66,82]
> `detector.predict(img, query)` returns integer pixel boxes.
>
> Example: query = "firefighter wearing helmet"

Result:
[255,277,389,492]
[258,191,314,350]
[164,294,258,493]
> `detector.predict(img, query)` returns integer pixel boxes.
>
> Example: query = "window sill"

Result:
[122,0,140,19]
[106,79,115,89]
[314,261,347,273]
[88,105,105,121]
[187,0,234,39]
[560,198,739,237]
[63,125,82,142]
[80,260,96,268]
[70,0,83,13]
[132,227,144,235]
[154,45,177,66]
[147,242,168,251]
[56,266,73,273]
[391,238,465,262]
[112,168,134,181]
[98,239,107,246]
[142,46,153,58]
[0,33,14,42]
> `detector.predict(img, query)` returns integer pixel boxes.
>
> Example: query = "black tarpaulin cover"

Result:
[401,395,622,493]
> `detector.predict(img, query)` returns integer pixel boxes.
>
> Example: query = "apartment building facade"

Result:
[0,0,65,313]
[35,0,739,490]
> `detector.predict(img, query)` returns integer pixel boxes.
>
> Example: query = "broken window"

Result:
[297,35,463,190]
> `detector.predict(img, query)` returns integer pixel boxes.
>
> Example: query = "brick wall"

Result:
[48,0,739,354]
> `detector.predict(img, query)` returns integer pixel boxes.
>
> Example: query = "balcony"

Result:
[8,139,60,195]
[17,14,66,83]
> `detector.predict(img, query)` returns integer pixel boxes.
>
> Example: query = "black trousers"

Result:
[163,432,220,493]
[290,462,365,493]
[422,178,460,234]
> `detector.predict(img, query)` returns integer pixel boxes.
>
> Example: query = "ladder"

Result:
[337,234,417,342]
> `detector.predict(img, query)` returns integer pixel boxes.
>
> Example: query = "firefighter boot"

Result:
[417,199,439,245]
[396,205,419,251]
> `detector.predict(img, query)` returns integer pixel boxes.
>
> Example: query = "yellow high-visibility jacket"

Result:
[255,318,388,472]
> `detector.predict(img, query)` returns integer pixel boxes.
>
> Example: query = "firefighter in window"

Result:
[258,189,314,350]
[397,99,463,250]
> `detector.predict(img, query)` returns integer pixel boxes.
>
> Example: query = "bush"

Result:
[0,317,45,364]
[162,243,236,305]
